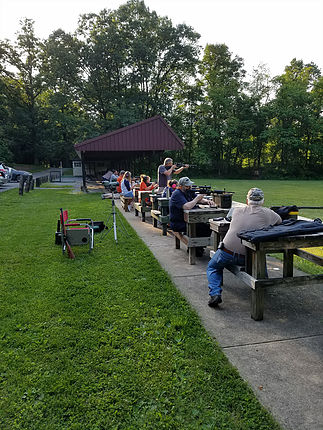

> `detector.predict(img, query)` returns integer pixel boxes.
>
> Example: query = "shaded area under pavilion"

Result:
[74,116,184,190]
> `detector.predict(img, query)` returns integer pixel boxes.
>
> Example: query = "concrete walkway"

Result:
[115,201,323,430]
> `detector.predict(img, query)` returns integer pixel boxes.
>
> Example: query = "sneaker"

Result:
[208,295,222,308]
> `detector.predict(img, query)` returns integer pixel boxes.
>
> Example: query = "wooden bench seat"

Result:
[173,231,212,264]
[120,196,133,212]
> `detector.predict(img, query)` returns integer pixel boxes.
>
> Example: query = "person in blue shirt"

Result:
[121,171,135,197]
[110,170,119,182]
[169,177,215,256]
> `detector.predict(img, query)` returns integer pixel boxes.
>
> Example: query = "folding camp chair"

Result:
[59,208,94,259]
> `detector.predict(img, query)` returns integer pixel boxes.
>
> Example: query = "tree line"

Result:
[0,0,322,178]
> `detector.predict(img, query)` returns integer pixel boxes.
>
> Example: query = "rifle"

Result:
[173,162,197,168]
[191,185,212,195]
[295,206,323,210]
[271,205,323,210]
[212,189,235,195]
[60,208,75,259]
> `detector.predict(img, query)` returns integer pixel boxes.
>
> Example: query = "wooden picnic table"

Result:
[176,207,229,264]
[209,219,323,320]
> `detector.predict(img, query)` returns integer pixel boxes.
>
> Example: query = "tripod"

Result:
[101,191,128,244]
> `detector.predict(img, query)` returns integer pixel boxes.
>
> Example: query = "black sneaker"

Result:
[208,295,222,308]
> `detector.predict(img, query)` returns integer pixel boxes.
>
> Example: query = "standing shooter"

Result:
[157,158,189,193]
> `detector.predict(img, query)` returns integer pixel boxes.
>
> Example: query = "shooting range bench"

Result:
[173,207,229,264]
[134,191,151,221]
[151,197,170,236]
[120,195,133,212]
[209,219,323,320]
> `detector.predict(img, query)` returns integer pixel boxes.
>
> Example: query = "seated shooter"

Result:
[169,177,215,257]
[206,188,282,308]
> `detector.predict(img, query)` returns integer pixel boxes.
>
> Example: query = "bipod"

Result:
[101,192,128,244]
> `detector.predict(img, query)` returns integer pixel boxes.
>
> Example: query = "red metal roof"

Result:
[75,116,184,152]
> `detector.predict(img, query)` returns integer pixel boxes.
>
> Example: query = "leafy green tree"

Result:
[197,43,246,174]
[74,1,200,128]
[268,59,322,175]
[0,19,44,163]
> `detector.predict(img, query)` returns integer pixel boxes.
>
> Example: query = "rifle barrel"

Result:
[298,206,323,210]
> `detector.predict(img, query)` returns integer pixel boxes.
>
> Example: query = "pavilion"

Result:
[74,116,184,189]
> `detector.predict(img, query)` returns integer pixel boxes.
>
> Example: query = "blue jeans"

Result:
[207,249,245,297]
[122,191,133,197]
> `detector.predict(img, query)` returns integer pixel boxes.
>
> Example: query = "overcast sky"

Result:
[1,0,322,77]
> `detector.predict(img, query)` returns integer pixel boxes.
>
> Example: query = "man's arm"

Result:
[163,165,178,177]
[200,197,216,206]
[183,194,205,210]
[173,164,189,175]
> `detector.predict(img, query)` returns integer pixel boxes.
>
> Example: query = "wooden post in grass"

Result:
[25,174,33,193]
[18,175,27,195]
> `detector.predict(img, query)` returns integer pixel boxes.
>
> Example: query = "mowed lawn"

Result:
[192,178,323,221]
[1,188,281,429]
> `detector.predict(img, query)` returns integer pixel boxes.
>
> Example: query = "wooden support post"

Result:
[245,248,252,276]
[25,175,32,192]
[214,232,219,251]
[283,250,294,277]
[251,288,265,321]
[162,224,167,236]
[81,151,87,192]
[188,223,196,265]
[251,249,266,320]
[175,236,180,249]
[18,175,26,195]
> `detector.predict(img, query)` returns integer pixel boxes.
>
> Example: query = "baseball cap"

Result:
[178,177,194,187]
[247,188,264,201]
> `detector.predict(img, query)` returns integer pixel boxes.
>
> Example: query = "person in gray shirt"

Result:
[206,188,282,308]
[157,158,188,193]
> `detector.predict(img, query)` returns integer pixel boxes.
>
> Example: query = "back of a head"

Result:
[168,179,178,188]
[247,187,264,205]
[140,175,149,183]
[120,170,125,176]
[164,157,173,166]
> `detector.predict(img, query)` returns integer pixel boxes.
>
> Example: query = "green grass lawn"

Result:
[191,178,323,220]
[0,188,281,429]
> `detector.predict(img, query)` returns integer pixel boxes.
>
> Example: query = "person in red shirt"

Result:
[139,175,158,192]
[139,175,158,205]
[116,170,125,194]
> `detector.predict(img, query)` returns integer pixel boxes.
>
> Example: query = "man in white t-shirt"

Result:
[207,188,282,308]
